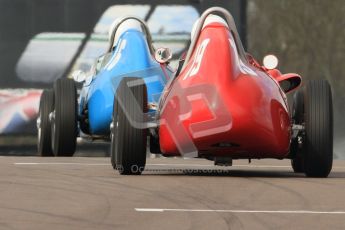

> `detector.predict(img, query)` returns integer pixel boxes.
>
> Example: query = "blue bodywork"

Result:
[78,29,173,135]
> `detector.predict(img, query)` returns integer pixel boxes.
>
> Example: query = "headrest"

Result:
[108,18,143,48]
[191,14,228,39]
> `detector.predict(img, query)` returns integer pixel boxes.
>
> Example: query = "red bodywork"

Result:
[158,22,301,159]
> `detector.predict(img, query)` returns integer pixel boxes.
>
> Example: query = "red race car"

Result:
[111,7,333,177]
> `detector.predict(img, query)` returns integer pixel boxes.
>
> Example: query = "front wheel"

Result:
[37,89,54,156]
[110,77,148,175]
[303,80,333,177]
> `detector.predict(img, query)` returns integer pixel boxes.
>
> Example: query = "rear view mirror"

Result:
[72,70,86,83]
[263,55,279,70]
[155,48,172,64]
[276,73,302,93]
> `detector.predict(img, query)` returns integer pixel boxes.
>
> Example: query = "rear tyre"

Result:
[303,80,333,177]
[37,90,54,156]
[51,78,78,156]
[291,89,304,173]
[111,77,147,175]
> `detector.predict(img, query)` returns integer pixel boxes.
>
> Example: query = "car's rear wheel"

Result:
[37,89,54,156]
[111,77,147,175]
[51,78,78,157]
[291,89,304,173]
[303,80,333,177]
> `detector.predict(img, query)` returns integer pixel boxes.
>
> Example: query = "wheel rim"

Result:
[115,120,119,148]
[114,115,121,171]
[114,119,119,156]
[37,111,42,149]
[51,110,56,154]
[110,121,115,165]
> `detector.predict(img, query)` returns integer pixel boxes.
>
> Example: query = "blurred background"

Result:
[0,0,344,158]
[247,0,345,159]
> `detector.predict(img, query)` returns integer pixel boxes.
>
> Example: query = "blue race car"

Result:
[37,17,173,157]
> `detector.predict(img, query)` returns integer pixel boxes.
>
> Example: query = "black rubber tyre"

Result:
[37,90,54,156]
[111,77,147,175]
[303,80,333,177]
[51,78,77,156]
[291,89,305,173]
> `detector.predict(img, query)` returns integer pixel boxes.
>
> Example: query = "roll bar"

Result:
[107,17,155,54]
[181,7,247,71]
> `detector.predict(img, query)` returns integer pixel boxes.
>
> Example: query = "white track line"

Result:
[135,208,345,214]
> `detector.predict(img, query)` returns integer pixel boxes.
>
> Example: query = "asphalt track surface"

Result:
[1,156,345,230]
